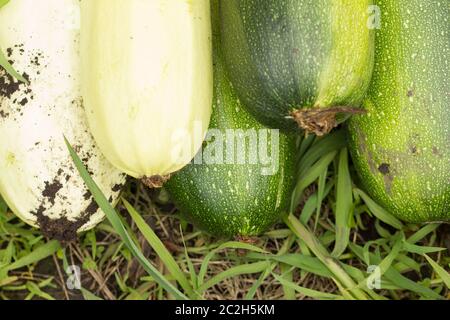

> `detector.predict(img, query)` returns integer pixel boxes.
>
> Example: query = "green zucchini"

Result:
[220,0,375,135]
[348,0,450,223]
[165,3,297,238]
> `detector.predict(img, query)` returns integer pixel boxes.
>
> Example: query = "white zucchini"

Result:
[80,0,213,184]
[0,0,126,240]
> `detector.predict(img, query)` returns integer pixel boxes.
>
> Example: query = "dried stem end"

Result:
[235,235,259,244]
[291,106,366,136]
[142,175,171,189]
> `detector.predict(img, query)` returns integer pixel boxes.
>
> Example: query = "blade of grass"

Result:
[26,281,55,300]
[123,199,194,298]
[1,241,14,267]
[0,195,7,215]
[349,243,443,299]
[354,189,403,229]
[247,253,333,278]
[273,273,339,300]
[291,151,337,212]
[284,214,370,300]
[197,241,267,288]
[314,166,328,230]
[0,27,28,85]
[334,281,356,300]
[402,241,445,255]
[375,219,394,239]
[332,148,353,257]
[0,276,17,287]
[0,50,27,83]
[179,228,199,297]
[0,0,9,8]
[197,261,270,293]
[0,240,60,273]
[298,130,346,177]
[385,266,443,299]
[407,224,440,244]
[280,263,296,300]
[65,137,187,300]
[394,254,421,273]
[424,255,450,289]
[358,234,403,289]
[81,288,103,300]
[300,181,334,225]
[244,263,275,300]
[298,134,316,160]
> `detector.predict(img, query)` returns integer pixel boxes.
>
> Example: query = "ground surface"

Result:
[0,133,449,300]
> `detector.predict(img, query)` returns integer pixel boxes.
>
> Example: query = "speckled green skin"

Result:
[166,5,297,237]
[348,0,450,223]
[220,0,375,131]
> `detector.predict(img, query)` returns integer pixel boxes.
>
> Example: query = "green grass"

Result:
[0,130,448,300]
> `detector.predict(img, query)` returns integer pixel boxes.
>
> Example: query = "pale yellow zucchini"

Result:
[81,0,213,184]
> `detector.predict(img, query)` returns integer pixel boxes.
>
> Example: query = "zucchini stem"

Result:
[142,175,171,189]
[291,106,366,136]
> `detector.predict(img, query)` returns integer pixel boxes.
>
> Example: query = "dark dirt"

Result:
[31,54,42,67]
[19,97,28,106]
[0,45,45,120]
[73,145,95,176]
[36,212,89,243]
[83,190,92,200]
[85,198,99,216]
[34,194,106,242]
[354,128,396,195]
[0,46,34,120]
[32,164,107,242]
[42,179,63,205]
[378,163,391,175]
[112,183,123,193]
[0,67,29,100]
